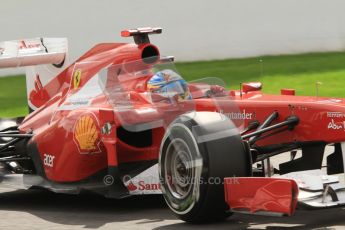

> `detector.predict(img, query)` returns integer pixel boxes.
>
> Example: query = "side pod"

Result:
[224,177,299,216]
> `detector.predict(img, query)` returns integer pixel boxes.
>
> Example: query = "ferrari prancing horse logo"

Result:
[73,69,82,89]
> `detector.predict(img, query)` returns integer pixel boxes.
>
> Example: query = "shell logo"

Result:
[74,115,100,153]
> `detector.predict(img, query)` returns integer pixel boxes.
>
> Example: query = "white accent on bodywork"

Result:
[123,164,162,195]
[280,169,339,191]
[58,74,103,111]
[279,169,345,208]
[0,174,84,194]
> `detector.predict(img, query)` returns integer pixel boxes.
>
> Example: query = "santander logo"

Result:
[127,182,138,191]
[124,165,162,194]
[127,181,161,191]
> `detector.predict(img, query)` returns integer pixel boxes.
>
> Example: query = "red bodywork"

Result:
[20,59,345,182]
[13,29,345,215]
[224,177,299,216]
[19,42,166,182]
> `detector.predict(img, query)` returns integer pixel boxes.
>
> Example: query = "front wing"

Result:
[225,169,345,216]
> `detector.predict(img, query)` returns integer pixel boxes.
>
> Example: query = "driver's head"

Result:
[147,69,192,103]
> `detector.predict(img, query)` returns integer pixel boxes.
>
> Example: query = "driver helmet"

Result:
[147,69,192,103]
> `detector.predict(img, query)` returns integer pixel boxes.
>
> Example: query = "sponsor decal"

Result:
[327,112,345,118]
[101,122,112,135]
[123,164,162,194]
[328,119,345,130]
[73,69,82,89]
[69,98,89,106]
[18,40,40,49]
[138,181,161,191]
[29,74,50,108]
[297,106,307,111]
[126,181,161,192]
[57,98,90,111]
[127,182,138,191]
[219,109,255,120]
[43,154,55,167]
[73,114,101,154]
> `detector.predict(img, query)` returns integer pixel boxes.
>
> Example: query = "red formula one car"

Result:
[0,27,345,222]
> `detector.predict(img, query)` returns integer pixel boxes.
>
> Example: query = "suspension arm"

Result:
[0,133,33,138]
[249,111,279,144]
[242,116,299,140]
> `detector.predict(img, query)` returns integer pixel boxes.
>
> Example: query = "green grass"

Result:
[2,51,345,117]
[0,75,27,117]
[176,51,345,96]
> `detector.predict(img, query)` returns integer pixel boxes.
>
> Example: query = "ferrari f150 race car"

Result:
[0,27,345,223]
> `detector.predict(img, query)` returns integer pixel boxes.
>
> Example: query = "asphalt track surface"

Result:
[0,186,345,230]
[0,147,343,229]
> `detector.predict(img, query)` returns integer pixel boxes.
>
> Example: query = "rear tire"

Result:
[0,117,22,144]
[159,112,252,223]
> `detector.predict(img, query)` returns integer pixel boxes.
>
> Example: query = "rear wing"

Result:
[0,38,68,112]
[0,38,67,68]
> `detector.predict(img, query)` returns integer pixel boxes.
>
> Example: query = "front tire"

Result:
[159,112,252,223]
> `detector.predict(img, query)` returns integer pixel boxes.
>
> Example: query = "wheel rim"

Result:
[165,138,194,200]
[159,123,204,215]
